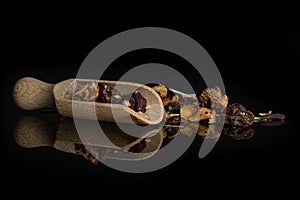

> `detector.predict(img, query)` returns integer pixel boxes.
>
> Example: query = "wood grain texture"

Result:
[13,114,163,161]
[13,77,165,125]
[54,118,164,161]
[13,77,55,110]
[54,79,165,125]
[13,115,55,148]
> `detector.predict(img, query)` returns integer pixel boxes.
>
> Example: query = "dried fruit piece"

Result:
[130,91,147,113]
[97,82,108,103]
[199,87,228,111]
[119,91,148,113]
[192,107,212,121]
[152,84,168,98]
[225,103,254,126]
[162,95,179,106]
[180,106,212,121]
[180,105,196,119]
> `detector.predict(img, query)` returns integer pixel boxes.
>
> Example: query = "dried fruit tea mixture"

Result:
[68,81,149,119]
[146,83,285,139]
[70,80,285,139]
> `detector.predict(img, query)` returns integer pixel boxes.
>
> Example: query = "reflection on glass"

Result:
[179,122,255,140]
[221,125,254,140]
[14,115,163,165]
[14,114,283,165]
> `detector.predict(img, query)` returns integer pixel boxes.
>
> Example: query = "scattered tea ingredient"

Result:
[70,81,285,130]
[152,84,168,98]
[97,82,109,103]
[69,81,150,118]
[199,87,228,111]
[125,91,147,113]
[225,103,255,126]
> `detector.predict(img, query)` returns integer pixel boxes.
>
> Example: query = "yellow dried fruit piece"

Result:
[180,105,196,119]
[152,84,168,98]
[162,95,178,106]
[189,107,212,121]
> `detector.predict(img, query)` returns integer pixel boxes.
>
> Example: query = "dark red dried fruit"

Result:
[123,91,147,113]
[133,91,147,112]
[97,83,108,103]
[225,103,254,126]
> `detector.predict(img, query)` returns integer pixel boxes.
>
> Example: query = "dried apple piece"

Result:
[199,87,228,111]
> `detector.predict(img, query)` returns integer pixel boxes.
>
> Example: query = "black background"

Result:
[2,14,299,192]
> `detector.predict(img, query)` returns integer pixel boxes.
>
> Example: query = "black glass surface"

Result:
[2,21,298,190]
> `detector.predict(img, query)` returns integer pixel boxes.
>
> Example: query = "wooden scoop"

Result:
[13,77,165,125]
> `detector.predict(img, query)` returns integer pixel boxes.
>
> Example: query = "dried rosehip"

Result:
[97,83,108,103]
[225,103,254,126]
[133,91,147,112]
[122,91,147,113]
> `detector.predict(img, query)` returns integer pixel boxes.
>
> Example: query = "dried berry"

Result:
[199,87,228,111]
[132,91,147,112]
[120,91,147,113]
[97,83,108,103]
[225,103,254,126]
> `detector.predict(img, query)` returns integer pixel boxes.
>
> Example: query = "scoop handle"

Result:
[13,77,55,110]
